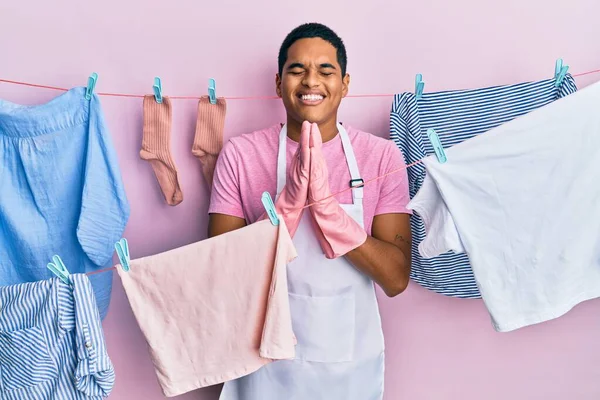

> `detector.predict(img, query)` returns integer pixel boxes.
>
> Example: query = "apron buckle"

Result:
[349,178,364,188]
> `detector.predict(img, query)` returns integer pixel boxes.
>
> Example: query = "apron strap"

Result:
[276,124,287,199]
[338,124,363,206]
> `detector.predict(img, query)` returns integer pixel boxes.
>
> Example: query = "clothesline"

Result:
[8,66,593,278]
[1,67,599,100]
[86,157,426,277]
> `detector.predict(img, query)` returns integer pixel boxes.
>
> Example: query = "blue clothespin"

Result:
[115,238,131,272]
[153,77,163,104]
[85,72,98,100]
[47,255,71,285]
[554,59,569,87]
[208,78,217,104]
[415,74,425,99]
[261,192,280,226]
[427,128,447,163]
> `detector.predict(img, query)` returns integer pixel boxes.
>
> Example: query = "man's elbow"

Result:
[383,274,409,298]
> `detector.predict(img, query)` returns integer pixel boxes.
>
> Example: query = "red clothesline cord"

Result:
[85,158,427,276]
[6,66,591,276]
[1,68,599,100]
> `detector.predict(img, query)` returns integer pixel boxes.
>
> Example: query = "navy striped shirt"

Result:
[0,274,114,399]
[390,75,577,298]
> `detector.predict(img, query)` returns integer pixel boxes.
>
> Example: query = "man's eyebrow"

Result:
[320,63,337,69]
[287,63,304,69]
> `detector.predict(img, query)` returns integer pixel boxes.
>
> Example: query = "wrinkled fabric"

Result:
[0,274,115,399]
[408,80,600,332]
[0,87,130,319]
[390,74,577,298]
[117,219,297,398]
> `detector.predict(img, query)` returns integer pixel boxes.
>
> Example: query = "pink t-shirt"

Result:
[209,124,411,235]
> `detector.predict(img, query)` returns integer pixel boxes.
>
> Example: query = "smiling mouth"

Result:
[297,93,325,105]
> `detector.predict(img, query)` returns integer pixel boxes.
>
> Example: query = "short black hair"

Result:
[278,23,347,77]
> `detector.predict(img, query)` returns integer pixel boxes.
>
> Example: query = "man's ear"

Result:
[342,73,350,98]
[276,73,282,97]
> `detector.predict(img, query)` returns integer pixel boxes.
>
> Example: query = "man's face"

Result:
[276,37,349,126]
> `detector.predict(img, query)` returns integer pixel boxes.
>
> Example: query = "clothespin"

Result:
[153,77,163,104]
[427,128,447,163]
[261,191,280,226]
[115,238,131,272]
[415,74,425,99]
[208,78,217,104]
[84,72,98,100]
[47,255,71,285]
[554,59,569,87]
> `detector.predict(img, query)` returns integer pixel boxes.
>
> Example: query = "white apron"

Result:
[219,123,385,400]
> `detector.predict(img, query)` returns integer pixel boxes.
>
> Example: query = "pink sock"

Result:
[140,96,183,206]
[192,96,226,190]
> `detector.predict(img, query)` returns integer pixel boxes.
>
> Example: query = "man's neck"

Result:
[286,118,339,143]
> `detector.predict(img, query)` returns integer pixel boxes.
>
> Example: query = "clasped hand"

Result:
[275,121,367,259]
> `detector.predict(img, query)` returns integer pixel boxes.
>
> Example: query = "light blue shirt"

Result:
[0,87,130,319]
[0,274,115,399]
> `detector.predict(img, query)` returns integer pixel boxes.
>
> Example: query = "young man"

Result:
[209,22,412,400]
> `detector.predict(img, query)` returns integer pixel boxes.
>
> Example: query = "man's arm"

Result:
[208,213,246,238]
[345,213,411,297]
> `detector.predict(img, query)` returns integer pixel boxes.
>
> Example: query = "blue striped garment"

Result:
[0,274,114,399]
[390,75,577,298]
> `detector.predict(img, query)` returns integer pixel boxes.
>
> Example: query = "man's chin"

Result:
[292,112,329,125]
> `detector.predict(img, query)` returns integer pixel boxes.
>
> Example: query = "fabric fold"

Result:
[117,219,297,397]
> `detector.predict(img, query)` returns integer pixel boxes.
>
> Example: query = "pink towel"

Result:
[116,219,297,397]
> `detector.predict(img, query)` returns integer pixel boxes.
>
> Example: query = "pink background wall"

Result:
[2,0,600,398]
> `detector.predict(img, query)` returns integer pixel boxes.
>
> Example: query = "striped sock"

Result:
[192,96,226,190]
[140,95,183,206]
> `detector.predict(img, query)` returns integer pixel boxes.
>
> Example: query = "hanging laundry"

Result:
[390,75,577,298]
[116,218,297,398]
[0,274,115,399]
[407,80,600,332]
[0,87,130,320]
[141,95,184,206]
[192,96,226,190]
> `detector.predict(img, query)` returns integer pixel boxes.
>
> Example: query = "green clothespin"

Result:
[115,238,131,272]
[554,59,569,87]
[47,255,71,284]
[153,77,163,103]
[208,78,217,104]
[261,192,280,226]
[85,72,98,100]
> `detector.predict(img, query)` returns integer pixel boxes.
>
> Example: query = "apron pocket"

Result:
[0,326,58,391]
[288,287,355,363]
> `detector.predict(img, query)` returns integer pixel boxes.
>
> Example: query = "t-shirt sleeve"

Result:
[374,142,413,216]
[208,141,245,219]
[407,173,466,258]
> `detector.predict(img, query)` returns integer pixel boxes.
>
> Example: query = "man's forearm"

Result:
[345,235,410,297]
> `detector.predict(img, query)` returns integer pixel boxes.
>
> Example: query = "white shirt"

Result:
[407,81,600,332]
